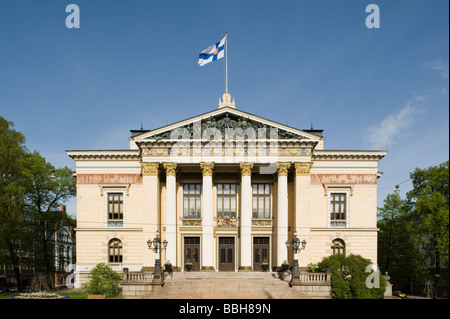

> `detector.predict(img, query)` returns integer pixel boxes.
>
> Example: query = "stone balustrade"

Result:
[298,272,330,284]
[123,271,154,282]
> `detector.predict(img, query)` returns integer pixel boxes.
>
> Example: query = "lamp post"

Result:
[147,231,168,285]
[286,231,306,286]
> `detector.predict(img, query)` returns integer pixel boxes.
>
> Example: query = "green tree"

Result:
[407,161,449,286]
[23,151,76,277]
[0,117,29,292]
[317,254,386,299]
[0,116,76,292]
[82,263,122,297]
[377,193,426,288]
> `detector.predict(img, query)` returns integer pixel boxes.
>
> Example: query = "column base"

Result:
[201,266,215,272]
[238,266,252,272]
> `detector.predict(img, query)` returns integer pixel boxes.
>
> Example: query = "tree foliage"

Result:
[377,194,427,286]
[23,151,76,275]
[377,161,449,290]
[316,254,386,299]
[0,117,29,291]
[407,161,449,270]
[0,116,76,291]
[82,263,122,297]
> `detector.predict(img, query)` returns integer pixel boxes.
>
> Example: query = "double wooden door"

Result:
[184,237,200,271]
[218,237,235,271]
[253,237,270,271]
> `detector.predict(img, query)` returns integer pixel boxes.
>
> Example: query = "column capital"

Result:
[163,163,178,176]
[239,162,254,176]
[141,162,160,176]
[294,162,313,176]
[277,162,291,176]
[200,162,215,176]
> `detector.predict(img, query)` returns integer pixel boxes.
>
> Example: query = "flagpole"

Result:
[225,32,228,93]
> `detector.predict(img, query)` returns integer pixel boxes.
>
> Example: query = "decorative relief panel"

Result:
[251,219,272,227]
[182,219,202,226]
[77,174,142,184]
[107,221,124,228]
[217,216,238,227]
[312,174,378,185]
[148,113,308,141]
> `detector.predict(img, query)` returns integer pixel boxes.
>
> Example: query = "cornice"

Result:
[312,150,387,161]
[66,150,141,161]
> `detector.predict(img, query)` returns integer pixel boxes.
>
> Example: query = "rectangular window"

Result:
[330,193,346,227]
[108,193,123,220]
[217,183,237,219]
[252,183,271,219]
[183,184,201,219]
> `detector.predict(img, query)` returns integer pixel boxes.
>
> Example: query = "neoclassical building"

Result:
[67,93,386,286]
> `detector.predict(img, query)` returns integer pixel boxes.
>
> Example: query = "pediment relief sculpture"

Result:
[146,113,309,141]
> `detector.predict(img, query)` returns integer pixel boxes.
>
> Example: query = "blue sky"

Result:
[0,0,448,216]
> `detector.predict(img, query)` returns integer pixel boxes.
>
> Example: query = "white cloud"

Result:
[424,59,449,78]
[365,97,424,149]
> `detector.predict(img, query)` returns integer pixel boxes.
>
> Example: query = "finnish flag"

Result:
[198,35,226,66]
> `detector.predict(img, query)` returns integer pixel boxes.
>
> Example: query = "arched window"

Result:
[108,239,123,263]
[331,239,346,256]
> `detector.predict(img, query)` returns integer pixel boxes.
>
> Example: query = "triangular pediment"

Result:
[132,107,320,142]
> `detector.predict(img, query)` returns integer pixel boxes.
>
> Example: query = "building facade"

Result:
[67,93,386,287]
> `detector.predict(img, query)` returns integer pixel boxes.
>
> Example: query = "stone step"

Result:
[122,271,331,299]
[135,271,308,299]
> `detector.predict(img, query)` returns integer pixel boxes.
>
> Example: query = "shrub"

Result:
[82,263,122,298]
[307,262,319,272]
[317,254,386,299]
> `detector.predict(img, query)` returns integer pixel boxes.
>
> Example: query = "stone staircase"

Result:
[124,271,329,299]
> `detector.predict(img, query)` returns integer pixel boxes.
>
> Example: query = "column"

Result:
[141,162,160,270]
[200,162,215,271]
[294,162,313,270]
[163,163,177,268]
[239,162,253,271]
[276,162,291,268]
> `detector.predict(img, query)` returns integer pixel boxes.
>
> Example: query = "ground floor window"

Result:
[331,238,346,256]
[108,238,123,263]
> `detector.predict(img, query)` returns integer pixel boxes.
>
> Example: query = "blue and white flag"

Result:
[198,35,226,66]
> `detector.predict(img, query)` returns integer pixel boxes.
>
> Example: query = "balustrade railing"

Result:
[123,272,154,282]
[297,272,331,284]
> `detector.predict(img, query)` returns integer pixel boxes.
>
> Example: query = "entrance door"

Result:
[253,237,270,271]
[218,237,235,271]
[184,237,200,271]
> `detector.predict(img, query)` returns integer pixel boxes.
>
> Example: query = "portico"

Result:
[139,160,313,272]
